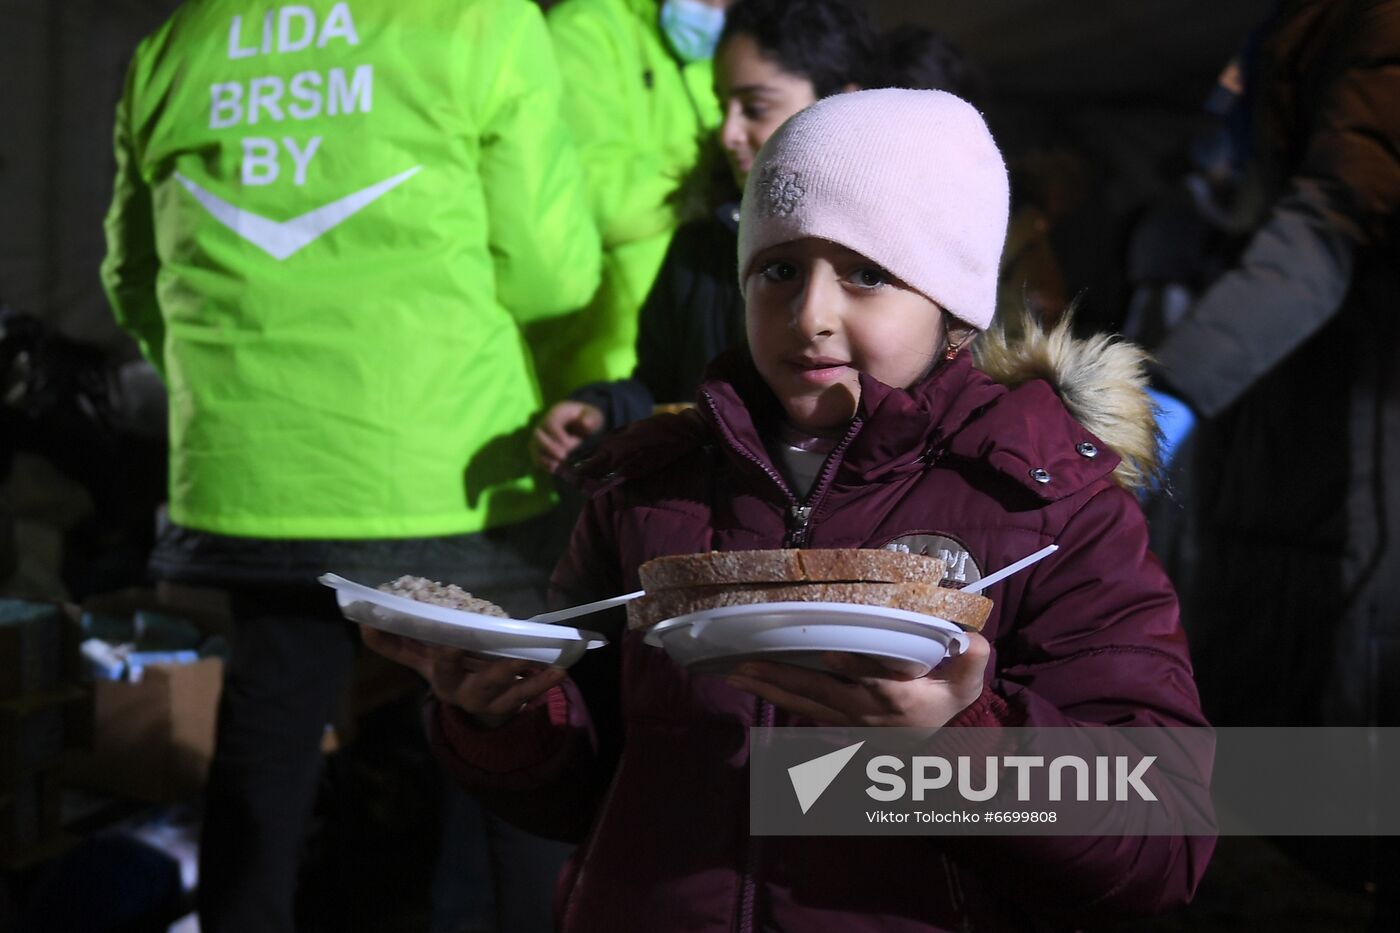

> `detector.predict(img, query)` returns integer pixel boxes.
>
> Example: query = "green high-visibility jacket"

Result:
[101,0,601,539]
[527,0,720,403]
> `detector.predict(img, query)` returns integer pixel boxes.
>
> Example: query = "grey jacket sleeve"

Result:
[1151,0,1400,417]
[1150,178,1354,417]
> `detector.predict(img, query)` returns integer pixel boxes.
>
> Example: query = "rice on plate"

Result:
[377,575,509,617]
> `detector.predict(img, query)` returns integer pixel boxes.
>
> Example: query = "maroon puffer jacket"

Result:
[429,349,1213,932]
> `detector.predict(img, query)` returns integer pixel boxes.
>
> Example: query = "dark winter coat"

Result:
[1150,0,1400,726]
[428,325,1212,932]
[571,206,744,431]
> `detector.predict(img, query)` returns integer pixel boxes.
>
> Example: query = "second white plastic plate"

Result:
[320,573,607,668]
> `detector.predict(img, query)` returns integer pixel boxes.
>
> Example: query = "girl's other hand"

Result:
[359,625,567,729]
[531,400,605,474]
[725,632,991,727]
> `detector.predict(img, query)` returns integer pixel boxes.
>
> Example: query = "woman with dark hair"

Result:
[721,0,879,96]
[534,0,966,473]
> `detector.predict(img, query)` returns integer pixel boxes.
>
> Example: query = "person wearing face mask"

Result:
[526,0,730,407]
[534,0,962,475]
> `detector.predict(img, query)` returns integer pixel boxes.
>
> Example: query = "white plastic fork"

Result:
[527,590,646,625]
[961,544,1059,594]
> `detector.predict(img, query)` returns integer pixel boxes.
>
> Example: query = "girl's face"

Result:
[714,33,820,186]
[745,238,946,436]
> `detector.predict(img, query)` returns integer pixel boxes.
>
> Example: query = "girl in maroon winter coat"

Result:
[366,89,1213,931]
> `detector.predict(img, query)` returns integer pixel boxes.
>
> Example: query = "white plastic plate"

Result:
[320,573,607,668]
[643,601,970,677]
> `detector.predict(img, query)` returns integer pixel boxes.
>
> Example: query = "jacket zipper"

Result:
[747,422,855,927]
[786,505,814,547]
[701,391,799,506]
[738,697,776,933]
[700,389,863,546]
[941,853,974,932]
[785,419,862,547]
[702,393,863,931]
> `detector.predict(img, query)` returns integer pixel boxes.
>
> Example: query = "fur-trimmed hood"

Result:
[974,310,1161,491]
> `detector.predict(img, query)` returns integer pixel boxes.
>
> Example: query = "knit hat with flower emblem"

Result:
[738,88,1010,331]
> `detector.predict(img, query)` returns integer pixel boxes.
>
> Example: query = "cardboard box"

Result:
[66,657,223,803]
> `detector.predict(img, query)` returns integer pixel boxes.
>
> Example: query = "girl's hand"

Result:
[360,626,566,729]
[725,632,991,727]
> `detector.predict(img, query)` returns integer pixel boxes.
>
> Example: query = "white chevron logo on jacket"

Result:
[173,166,421,260]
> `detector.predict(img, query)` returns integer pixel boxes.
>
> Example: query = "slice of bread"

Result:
[626,580,991,632]
[638,548,947,591]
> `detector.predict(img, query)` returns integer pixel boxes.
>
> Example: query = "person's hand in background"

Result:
[531,400,605,474]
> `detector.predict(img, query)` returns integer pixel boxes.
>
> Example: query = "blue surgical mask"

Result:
[659,0,725,64]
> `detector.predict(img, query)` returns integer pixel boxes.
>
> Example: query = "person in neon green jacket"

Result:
[104,0,599,539]
[101,2,600,931]
[526,0,726,403]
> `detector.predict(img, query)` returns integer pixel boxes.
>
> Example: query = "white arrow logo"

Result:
[173,166,422,261]
[788,741,864,814]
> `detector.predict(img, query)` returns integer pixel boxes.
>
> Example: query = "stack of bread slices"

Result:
[627,549,991,632]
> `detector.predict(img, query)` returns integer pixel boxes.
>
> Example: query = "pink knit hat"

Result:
[738,88,1010,330]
